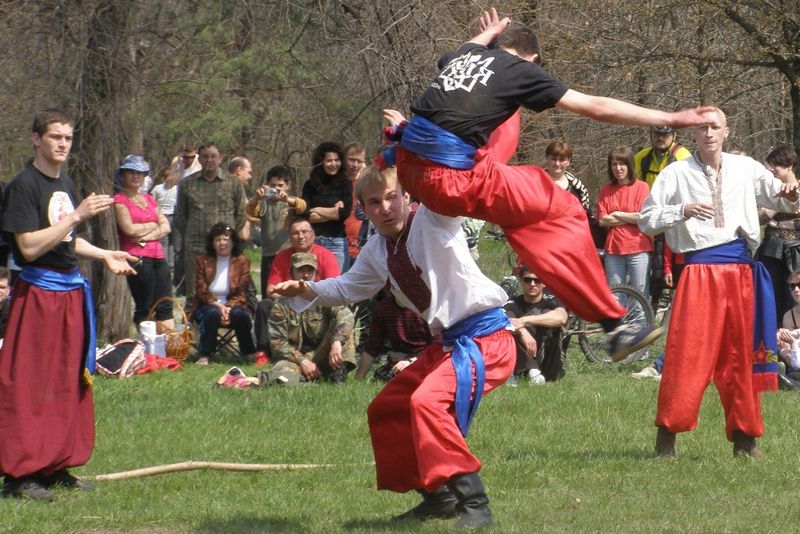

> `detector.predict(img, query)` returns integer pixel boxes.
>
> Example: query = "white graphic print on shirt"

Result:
[48,191,75,242]
[434,53,495,92]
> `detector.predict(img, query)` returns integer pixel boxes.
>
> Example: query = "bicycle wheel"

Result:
[578,285,655,364]
[499,275,519,298]
[647,290,673,358]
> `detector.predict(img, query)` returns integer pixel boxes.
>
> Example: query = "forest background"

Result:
[0,0,798,340]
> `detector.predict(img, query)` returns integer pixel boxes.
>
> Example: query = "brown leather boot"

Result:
[732,430,764,458]
[655,426,676,458]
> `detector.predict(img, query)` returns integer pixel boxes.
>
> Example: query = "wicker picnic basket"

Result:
[146,296,191,361]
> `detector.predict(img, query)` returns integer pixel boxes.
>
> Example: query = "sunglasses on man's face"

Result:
[790,282,800,290]
[522,276,541,285]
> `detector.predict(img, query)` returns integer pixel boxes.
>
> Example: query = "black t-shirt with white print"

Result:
[3,165,83,270]
[411,43,568,147]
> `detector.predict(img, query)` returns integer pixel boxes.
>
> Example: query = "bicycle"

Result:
[486,227,656,363]
[563,284,655,364]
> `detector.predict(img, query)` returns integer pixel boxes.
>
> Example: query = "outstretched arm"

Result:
[75,238,137,275]
[556,90,720,129]
[271,279,318,301]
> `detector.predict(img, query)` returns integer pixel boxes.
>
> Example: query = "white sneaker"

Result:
[631,366,661,380]
[527,369,546,385]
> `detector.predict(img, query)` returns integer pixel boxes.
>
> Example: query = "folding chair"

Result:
[211,327,245,362]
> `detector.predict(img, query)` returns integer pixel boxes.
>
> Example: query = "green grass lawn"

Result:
[2,350,798,533]
[3,238,795,532]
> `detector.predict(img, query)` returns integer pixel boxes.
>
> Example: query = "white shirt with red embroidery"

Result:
[639,153,799,253]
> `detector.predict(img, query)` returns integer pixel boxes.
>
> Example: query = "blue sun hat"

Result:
[114,154,151,188]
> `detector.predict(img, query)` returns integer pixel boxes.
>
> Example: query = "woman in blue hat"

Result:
[113,155,173,330]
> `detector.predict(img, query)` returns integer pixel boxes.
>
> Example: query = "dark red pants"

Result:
[0,280,95,478]
[396,112,625,322]
[367,328,515,493]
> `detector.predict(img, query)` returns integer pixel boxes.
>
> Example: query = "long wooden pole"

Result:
[91,461,335,481]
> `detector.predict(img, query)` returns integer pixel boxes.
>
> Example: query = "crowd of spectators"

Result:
[31,128,795,387]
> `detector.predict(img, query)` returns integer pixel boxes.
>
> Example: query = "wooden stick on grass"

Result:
[91,461,335,481]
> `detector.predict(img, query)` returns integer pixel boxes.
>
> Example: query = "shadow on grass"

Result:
[343,516,451,531]
[194,516,304,533]
[503,446,657,462]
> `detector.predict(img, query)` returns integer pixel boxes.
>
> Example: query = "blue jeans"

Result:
[194,304,256,356]
[315,236,348,272]
[654,352,665,373]
[605,252,650,295]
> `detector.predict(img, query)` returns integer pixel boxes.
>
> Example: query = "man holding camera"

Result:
[246,165,306,299]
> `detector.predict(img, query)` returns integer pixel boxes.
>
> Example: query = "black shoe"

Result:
[778,372,800,391]
[1,476,54,502]
[44,470,95,491]
[329,365,351,385]
[447,473,494,530]
[393,486,458,522]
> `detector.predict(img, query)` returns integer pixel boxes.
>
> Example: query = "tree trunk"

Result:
[792,78,800,157]
[73,0,136,343]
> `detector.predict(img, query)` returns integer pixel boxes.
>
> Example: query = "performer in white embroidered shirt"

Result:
[273,165,514,529]
[639,108,799,458]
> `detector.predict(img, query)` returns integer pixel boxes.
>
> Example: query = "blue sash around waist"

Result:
[381,115,477,170]
[685,238,779,377]
[20,266,97,377]
[442,307,510,437]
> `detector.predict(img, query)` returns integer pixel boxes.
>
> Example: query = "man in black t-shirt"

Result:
[388,9,719,374]
[504,266,568,384]
[0,109,136,502]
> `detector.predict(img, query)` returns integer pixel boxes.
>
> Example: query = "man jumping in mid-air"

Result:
[384,8,720,361]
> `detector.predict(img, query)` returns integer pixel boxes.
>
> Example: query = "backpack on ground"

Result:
[96,339,147,378]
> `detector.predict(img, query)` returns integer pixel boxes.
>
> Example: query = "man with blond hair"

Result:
[273,166,513,529]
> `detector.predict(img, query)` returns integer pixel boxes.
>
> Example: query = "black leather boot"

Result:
[393,485,458,521]
[447,472,493,530]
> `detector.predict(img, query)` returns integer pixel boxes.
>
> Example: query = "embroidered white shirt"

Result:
[639,153,799,253]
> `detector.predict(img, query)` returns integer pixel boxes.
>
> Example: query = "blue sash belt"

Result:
[381,115,477,170]
[20,266,97,379]
[685,238,779,382]
[442,307,510,437]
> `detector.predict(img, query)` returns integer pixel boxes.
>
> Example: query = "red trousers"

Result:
[0,280,95,478]
[656,264,764,440]
[367,328,515,493]
[396,113,625,322]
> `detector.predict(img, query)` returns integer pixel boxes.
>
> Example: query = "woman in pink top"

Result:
[113,155,173,330]
[597,146,653,297]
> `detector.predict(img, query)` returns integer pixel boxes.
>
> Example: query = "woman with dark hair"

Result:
[757,144,800,317]
[301,141,353,271]
[112,154,173,330]
[597,146,653,297]
[189,222,259,365]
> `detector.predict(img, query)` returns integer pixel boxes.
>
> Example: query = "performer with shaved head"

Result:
[640,109,799,457]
